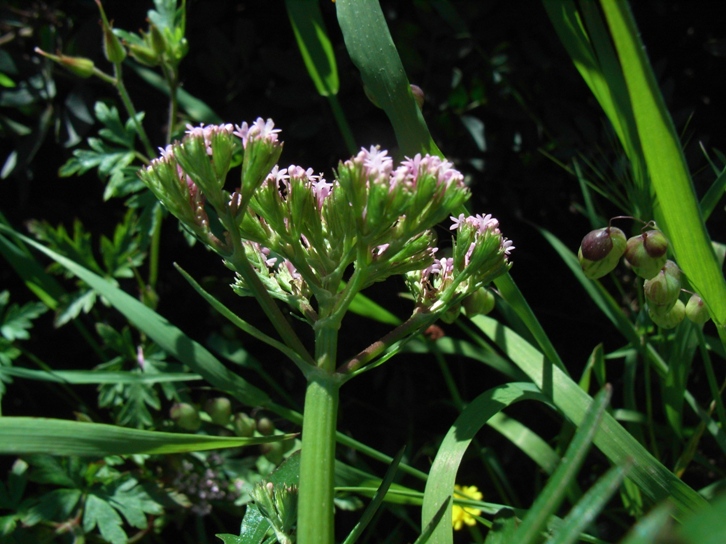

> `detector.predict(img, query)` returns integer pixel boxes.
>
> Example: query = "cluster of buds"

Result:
[35,0,188,78]
[578,221,710,329]
[250,481,298,544]
[139,118,513,325]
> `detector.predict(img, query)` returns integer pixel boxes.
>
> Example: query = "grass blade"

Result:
[0,417,293,456]
[0,224,272,408]
[513,386,612,543]
[471,314,707,517]
[545,461,631,544]
[421,382,548,543]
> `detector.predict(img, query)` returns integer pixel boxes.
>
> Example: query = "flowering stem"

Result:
[297,325,341,544]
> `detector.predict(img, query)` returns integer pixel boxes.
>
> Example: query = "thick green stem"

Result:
[298,324,340,544]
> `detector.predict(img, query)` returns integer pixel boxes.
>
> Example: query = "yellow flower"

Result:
[452,485,483,531]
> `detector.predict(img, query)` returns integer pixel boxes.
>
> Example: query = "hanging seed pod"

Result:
[643,260,681,312]
[648,299,685,329]
[232,412,256,437]
[624,229,668,280]
[170,403,201,431]
[578,226,627,279]
[204,397,232,426]
[685,294,710,325]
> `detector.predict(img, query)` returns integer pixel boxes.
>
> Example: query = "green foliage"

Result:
[58,102,145,200]
[0,0,724,542]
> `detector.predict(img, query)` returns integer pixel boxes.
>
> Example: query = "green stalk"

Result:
[297,325,341,544]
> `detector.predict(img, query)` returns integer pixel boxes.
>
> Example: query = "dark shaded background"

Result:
[1,0,725,540]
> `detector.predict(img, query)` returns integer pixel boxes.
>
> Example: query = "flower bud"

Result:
[232,412,256,437]
[128,43,161,66]
[96,0,127,64]
[257,416,275,436]
[577,226,626,279]
[624,229,668,280]
[648,299,685,329]
[643,260,681,312]
[35,48,95,78]
[170,402,201,431]
[410,84,425,109]
[685,294,710,325]
[462,288,496,317]
[204,397,232,426]
[149,24,167,56]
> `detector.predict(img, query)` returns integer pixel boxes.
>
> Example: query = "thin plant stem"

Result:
[698,327,726,428]
[327,94,357,156]
[112,63,155,158]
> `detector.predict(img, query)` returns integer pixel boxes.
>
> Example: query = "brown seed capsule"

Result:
[578,226,626,279]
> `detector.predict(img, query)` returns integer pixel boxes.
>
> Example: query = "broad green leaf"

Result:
[471,315,707,517]
[0,417,294,456]
[336,0,441,157]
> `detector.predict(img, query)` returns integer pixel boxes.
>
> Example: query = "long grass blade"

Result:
[0,417,293,456]
[471,314,707,517]
[421,382,548,543]
[513,386,612,543]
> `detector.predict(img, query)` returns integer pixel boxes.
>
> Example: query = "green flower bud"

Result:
[648,299,685,329]
[643,260,681,312]
[149,24,166,56]
[577,226,626,279]
[204,397,232,426]
[462,288,496,317]
[685,294,710,325]
[128,43,161,66]
[232,412,256,437]
[169,402,201,431]
[96,0,127,64]
[257,416,275,436]
[35,48,95,78]
[624,229,668,280]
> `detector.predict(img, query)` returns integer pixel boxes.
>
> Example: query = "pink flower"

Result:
[234,117,281,147]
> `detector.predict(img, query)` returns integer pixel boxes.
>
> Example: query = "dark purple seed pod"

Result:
[578,226,626,279]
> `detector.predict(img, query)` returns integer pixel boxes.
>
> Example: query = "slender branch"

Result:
[336,308,435,374]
